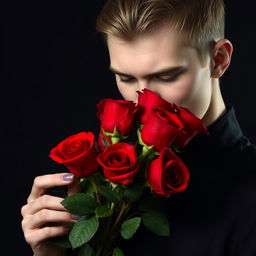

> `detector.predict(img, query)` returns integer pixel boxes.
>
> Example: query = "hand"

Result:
[21,173,80,256]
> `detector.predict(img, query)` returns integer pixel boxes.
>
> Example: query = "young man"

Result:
[21,0,256,255]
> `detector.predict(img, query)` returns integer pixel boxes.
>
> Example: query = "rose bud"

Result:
[137,88,172,124]
[171,104,209,148]
[49,132,99,177]
[97,98,137,137]
[140,107,184,152]
[97,143,139,185]
[147,147,190,198]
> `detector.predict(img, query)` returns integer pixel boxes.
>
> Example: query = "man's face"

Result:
[107,25,213,119]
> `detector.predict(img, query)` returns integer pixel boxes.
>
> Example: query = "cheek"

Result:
[158,68,211,118]
[179,73,201,103]
[115,80,138,102]
[157,75,197,106]
[180,68,212,118]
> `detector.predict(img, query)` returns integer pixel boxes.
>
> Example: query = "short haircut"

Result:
[96,0,225,60]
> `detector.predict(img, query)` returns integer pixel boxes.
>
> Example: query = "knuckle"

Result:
[33,176,41,188]
[39,194,50,205]
[42,226,52,238]
[24,232,35,245]
[20,204,27,217]
[38,209,48,220]
[27,196,33,204]
[21,218,29,230]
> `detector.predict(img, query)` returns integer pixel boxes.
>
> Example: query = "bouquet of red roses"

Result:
[49,89,208,256]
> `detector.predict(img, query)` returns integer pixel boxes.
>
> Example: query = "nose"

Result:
[137,79,151,92]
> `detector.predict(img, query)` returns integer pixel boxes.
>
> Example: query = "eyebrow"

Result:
[109,66,186,77]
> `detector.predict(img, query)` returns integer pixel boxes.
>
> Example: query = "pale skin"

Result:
[21,24,233,256]
[21,173,80,256]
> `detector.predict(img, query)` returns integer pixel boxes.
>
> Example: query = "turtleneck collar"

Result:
[184,104,244,154]
[175,104,255,178]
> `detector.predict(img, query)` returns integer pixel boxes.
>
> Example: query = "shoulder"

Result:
[226,135,256,173]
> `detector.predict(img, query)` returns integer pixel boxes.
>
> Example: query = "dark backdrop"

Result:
[1,0,256,254]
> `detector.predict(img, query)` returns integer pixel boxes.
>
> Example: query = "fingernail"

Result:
[63,173,74,181]
[71,215,80,220]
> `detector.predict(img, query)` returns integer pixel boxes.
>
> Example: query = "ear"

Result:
[211,39,233,78]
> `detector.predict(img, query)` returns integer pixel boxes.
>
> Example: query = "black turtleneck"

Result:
[121,105,256,255]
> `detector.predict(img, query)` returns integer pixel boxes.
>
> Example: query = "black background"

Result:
[1,0,256,254]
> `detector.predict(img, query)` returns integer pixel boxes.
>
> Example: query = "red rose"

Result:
[147,147,190,198]
[49,132,99,177]
[140,108,184,152]
[97,99,137,136]
[137,89,171,124]
[171,104,209,148]
[137,89,208,149]
[97,143,139,185]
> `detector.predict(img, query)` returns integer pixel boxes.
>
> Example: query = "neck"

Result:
[201,79,226,127]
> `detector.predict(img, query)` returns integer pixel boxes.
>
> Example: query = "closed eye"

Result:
[118,75,135,83]
[155,73,181,82]
[116,70,184,83]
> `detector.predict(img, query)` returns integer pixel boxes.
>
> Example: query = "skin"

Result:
[21,24,233,255]
[108,25,233,127]
[21,173,80,256]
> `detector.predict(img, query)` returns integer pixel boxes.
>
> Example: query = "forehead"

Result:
[107,25,197,75]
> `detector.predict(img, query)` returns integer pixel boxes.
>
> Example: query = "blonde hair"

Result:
[96,0,225,60]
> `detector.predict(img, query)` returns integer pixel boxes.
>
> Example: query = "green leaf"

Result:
[48,235,72,248]
[113,247,125,256]
[123,183,144,202]
[78,244,93,256]
[142,210,170,237]
[121,217,141,239]
[80,179,95,196]
[98,185,121,203]
[69,216,99,249]
[95,204,113,218]
[61,193,97,216]
[102,135,111,147]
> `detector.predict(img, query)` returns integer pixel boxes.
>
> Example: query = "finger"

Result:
[24,225,70,248]
[22,195,66,216]
[25,209,77,230]
[27,173,74,203]
[68,176,81,196]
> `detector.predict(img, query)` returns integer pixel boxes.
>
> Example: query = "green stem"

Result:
[93,201,131,256]
[111,203,132,240]
[110,202,115,210]
[112,201,127,231]
[89,178,101,205]
[90,178,98,192]
[94,216,114,256]
[109,201,132,242]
